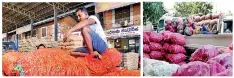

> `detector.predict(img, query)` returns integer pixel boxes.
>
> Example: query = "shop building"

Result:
[96,2,141,53]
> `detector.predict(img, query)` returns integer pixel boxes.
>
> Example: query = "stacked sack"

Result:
[122,52,139,70]
[193,13,222,34]
[143,31,186,65]
[183,18,195,36]
[58,34,83,50]
[19,37,58,52]
[165,18,194,36]
[172,45,232,76]
[3,48,140,76]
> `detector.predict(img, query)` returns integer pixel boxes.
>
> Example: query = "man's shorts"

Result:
[75,30,107,54]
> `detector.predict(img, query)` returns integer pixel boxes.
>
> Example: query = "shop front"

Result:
[106,26,141,53]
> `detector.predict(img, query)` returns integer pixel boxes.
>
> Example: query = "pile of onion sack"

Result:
[143,31,186,65]
[165,18,195,36]
[2,48,140,76]
[172,44,233,76]
[2,52,22,76]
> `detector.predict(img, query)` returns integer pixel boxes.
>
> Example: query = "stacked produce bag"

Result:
[143,31,186,64]
[143,30,232,76]
[18,39,35,52]
[2,48,140,76]
[165,17,194,36]
[58,34,83,50]
[172,44,232,76]
[193,13,221,34]
[122,52,139,70]
[164,13,222,36]
[19,37,58,52]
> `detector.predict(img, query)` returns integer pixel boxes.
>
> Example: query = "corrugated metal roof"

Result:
[2,2,92,33]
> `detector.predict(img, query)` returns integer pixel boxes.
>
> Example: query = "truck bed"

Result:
[185,33,232,48]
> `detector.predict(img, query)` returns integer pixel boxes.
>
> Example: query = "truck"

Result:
[156,15,233,47]
[2,41,18,53]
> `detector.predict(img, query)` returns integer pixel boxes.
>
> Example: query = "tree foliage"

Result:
[174,2,213,17]
[143,2,166,25]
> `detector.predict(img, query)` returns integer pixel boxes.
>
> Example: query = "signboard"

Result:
[105,26,141,39]
[95,2,137,13]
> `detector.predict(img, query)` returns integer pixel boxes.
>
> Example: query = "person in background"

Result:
[37,44,46,49]
[63,7,108,59]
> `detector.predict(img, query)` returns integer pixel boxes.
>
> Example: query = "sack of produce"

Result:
[207,53,232,69]
[143,59,180,76]
[177,61,186,66]
[215,69,233,76]
[161,31,173,42]
[103,69,140,76]
[190,45,220,62]
[177,25,184,34]
[163,43,170,51]
[207,60,226,76]
[149,51,164,60]
[188,18,193,25]
[85,55,109,75]
[149,32,163,43]
[143,33,150,44]
[15,48,91,76]
[143,44,151,53]
[200,15,205,20]
[144,32,152,36]
[172,61,210,76]
[177,18,183,25]
[151,63,180,76]
[210,19,217,25]
[205,14,212,20]
[219,48,232,53]
[166,19,172,25]
[149,42,163,51]
[229,43,233,50]
[168,44,186,54]
[166,53,186,64]
[143,53,150,58]
[102,48,122,70]
[171,33,186,45]
[169,28,175,32]
[184,27,193,36]
[2,52,22,76]
[194,16,200,22]
[212,14,220,19]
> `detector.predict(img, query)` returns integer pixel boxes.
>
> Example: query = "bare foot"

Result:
[94,51,102,60]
